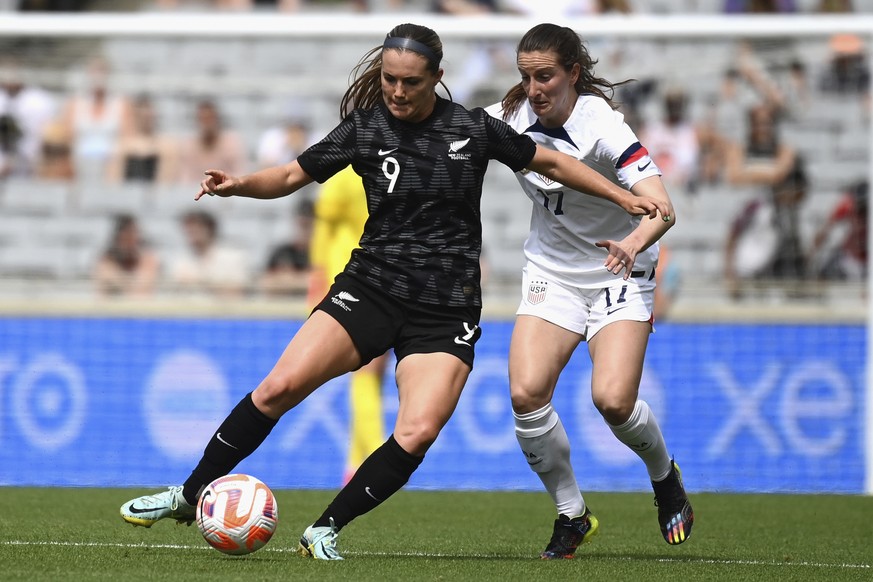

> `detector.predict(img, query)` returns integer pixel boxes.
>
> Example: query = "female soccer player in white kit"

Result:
[487,23,693,559]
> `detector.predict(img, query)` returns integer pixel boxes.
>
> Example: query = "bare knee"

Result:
[252,372,305,417]
[394,422,441,456]
[510,376,553,414]
[594,394,635,426]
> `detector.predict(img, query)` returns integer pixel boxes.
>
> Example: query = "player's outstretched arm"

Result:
[196,160,315,201]
[595,175,677,279]
[526,146,673,221]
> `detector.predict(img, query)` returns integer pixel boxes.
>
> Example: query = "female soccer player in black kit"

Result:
[120,23,673,560]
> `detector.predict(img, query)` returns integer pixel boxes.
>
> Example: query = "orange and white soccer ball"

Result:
[196,473,278,555]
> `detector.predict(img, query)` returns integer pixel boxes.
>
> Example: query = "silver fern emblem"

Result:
[449,138,470,152]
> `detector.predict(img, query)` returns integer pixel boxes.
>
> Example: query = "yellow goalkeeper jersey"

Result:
[310,165,369,282]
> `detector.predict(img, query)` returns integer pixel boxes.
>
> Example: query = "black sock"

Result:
[182,392,278,505]
[314,435,423,530]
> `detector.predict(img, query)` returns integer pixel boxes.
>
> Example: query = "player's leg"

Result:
[120,309,362,528]
[344,353,388,484]
[510,314,597,559]
[299,303,478,560]
[587,317,693,544]
[299,352,470,560]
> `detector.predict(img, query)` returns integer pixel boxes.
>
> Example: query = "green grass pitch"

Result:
[1,488,871,581]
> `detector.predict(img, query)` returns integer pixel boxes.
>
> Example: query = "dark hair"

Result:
[778,156,808,191]
[339,23,451,118]
[0,113,22,152]
[111,213,137,237]
[295,197,315,219]
[182,210,218,237]
[850,180,868,213]
[106,214,142,270]
[501,23,626,119]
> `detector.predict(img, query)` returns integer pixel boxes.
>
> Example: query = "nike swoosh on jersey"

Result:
[378,147,398,155]
[454,336,472,346]
[607,306,628,316]
[637,160,652,171]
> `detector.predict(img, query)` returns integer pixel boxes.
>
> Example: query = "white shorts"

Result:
[516,262,656,340]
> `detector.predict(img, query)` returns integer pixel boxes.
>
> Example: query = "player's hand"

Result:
[621,193,673,223]
[596,238,637,280]
[196,169,238,200]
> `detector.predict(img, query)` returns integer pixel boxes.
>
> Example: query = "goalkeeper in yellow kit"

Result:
[307,165,387,483]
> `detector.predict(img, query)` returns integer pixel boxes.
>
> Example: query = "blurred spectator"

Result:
[0,57,57,178]
[35,119,74,180]
[93,214,161,297]
[502,0,630,14]
[61,56,133,183]
[595,0,632,12]
[725,103,796,189]
[252,0,371,10]
[168,210,249,297]
[819,33,870,95]
[779,58,812,121]
[639,88,699,192]
[815,0,853,12]
[256,115,310,169]
[305,0,368,10]
[17,0,86,9]
[431,0,497,14]
[260,198,314,297]
[734,41,787,114]
[155,0,254,10]
[178,99,246,184]
[723,0,796,12]
[255,0,301,10]
[0,112,22,178]
[106,94,179,183]
[724,157,808,300]
[809,180,867,281]
[695,42,787,185]
[723,102,803,299]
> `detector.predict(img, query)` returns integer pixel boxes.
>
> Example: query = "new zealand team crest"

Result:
[527,280,548,305]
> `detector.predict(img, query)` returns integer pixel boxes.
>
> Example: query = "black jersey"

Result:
[297,97,536,307]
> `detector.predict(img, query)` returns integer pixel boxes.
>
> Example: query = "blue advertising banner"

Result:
[0,317,865,493]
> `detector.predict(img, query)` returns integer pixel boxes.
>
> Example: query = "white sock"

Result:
[515,403,585,518]
[607,399,672,481]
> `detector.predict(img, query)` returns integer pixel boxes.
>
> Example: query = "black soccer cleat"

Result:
[652,460,694,545]
[540,508,599,560]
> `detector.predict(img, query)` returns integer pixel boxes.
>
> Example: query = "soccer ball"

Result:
[196,473,278,556]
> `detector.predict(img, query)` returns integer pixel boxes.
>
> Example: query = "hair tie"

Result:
[383,36,439,66]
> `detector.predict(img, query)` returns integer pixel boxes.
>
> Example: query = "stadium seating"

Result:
[0,24,867,308]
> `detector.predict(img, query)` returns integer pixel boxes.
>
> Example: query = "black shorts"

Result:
[313,272,482,369]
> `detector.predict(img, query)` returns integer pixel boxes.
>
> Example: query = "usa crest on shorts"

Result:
[527,280,548,305]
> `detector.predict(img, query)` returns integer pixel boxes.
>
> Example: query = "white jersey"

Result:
[486,95,662,288]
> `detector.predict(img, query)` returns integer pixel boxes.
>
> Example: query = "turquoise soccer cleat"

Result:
[297,517,344,560]
[120,485,195,528]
